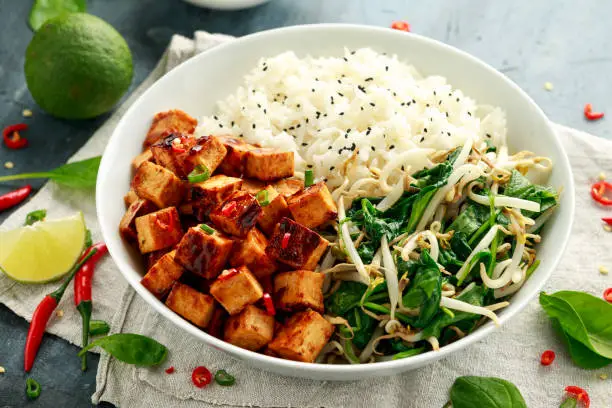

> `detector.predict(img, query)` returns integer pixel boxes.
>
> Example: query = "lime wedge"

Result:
[0,213,86,283]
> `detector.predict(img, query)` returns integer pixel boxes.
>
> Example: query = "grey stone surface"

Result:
[0,0,609,406]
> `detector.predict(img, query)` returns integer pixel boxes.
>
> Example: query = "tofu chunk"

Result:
[150,134,192,177]
[224,305,274,351]
[216,136,256,177]
[165,282,216,328]
[230,228,277,278]
[134,207,183,253]
[132,149,154,171]
[273,270,325,313]
[209,265,263,315]
[119,198,157,242]
[183,135,227,178]
[256,185,290,236]
[140,250,184,299]
[244,148,294,181]
[265,218,329,270]
[124,189,140,207]
[272,178,304,199]
[174,226,234,279]
[146,248,171,270]
[207,306,228,339]
[132,161,185,209]
[240,179,266,195]
[287,182,338,229]
[189,175,242,220]
[210,191,262,237]
[267,310,333,363]
[144,109,197,148]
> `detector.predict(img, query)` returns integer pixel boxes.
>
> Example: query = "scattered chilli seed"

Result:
[4,161,14,169]
[604,225,612,232]
[0,366,5,374]
[543,82,554,91]
[55,309,64,318]
[599,172,606,180]
[22,109,33,117]
[599,374,608,380]
[165,366,175,374]
[599,265,609,275]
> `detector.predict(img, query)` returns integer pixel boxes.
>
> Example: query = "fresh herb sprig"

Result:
[78,333,168,366]
[0,156,101,189]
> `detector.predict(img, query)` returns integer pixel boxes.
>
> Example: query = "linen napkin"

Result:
[1,31,610,407]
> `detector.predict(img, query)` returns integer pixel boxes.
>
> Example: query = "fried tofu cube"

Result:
[224,305,274,351]
[244,148,294,181]
[146,248,171,270]
[132,149,154,171]
[174,226,234,279]
[207,306,228,339]
[144,109,197,148]
[120,198,157,242]
[256,185,290,236]
[132,161,185,209]
[183,135,227,177]
[241,179,266,195]
[267,310,333,363]
[190,175,243,220]
[210,191,262,237]
[124,189,140,207]
[150,134,192,177]
[265,218,329,270]
[287,182,338,229]
[273,270,325,313]
[134,207,183,253]
[209,265,263,315]
[217,136,256,177]
[272,178,304,199]
[140,250,184,299]
[230,228,277,278]
[165,282,216,328]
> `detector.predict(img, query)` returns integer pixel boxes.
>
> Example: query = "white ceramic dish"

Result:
[182,0,270,10]
[97,24,575,381]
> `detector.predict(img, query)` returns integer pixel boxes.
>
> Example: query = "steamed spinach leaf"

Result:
[347,308,377,349]
[401,250,441,328]
[504,170,558,215]
[449,376,527,408]
[447,202,490,238]
[325,281,368,316]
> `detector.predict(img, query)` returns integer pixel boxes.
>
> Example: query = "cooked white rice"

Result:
[197,48,507,195]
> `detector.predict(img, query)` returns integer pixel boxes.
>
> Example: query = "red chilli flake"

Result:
[262,293,276,316]
[602,217,612,226]
[391,21,411,32]
[3,123,29,149]
[565,386,590,407]
[281,232,291,249]
[584,103,604,121]
[192,366,212,388]
[221,201,237,217]
[217,268,239,282]
[590,181,612,206]
[604,288,612,303]
[540,349,555,366]
[165,366,175,374]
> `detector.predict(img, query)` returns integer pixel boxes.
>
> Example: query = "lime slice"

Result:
[0,213,86,283]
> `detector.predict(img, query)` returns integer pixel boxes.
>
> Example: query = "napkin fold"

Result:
[1,31,611,408]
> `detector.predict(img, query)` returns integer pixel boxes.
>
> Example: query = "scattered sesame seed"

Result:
[257,103,261,108]
[338,92,344,97]
[324,113,328,117]
[424,128,428,133]
[600,374,608,380]
[307,164,313,168]
[56,309,64,318]
[438,100,443,105]
[339,112,345,116]
[456,97,460,102]
[337,79,342,84]
[358,85,366,93]
[346,128,351,133]
[289,126,295,130]
[344,133,348,139]
[371,146,376,151]
[433,91,437,96]
[263,66,268,71]
[0,367,5,374]
[349,143,356,151]
[543,82,554,91]
[239,134,244,138]
[599,172,606,180]
[4,161,14,169]
[343,57,348,62]
[328,146,332,150]
[338,149,343,154]
[213,115,218,120]
[401,165,405,171]
[312,88,315,92]
[445,112,449,117]
[305,118,309,123]
[604,225,612,232]
[385,66,389,71]
[331,96,335,105]
[301,142,308,146]
[297,104,301,108]
[252,124,256,129]
[420,137,425,142]
[22,109,33,117]
[263,109,267,114]
[218,124,223,128]
[330,166,335,170]
[401,103,405,106]
[360,106,364,111]
[426,104,430,107]
[389,145,395,150]
[231,121,235,126]
[447,132,451,136]
[365,77,374,82]
[369,102,376,107]
[599,265,609,275]
[467,112,472,116]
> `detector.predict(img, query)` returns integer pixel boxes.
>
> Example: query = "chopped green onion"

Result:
[84,228,93,248]
[188,165,210,183]
[26,378,41,400]
[256,189,270,206]
[304,170,314,187]
[24,209,46,226]
[200,224,215,235]
[526,259,540,279]
[214,369,236,386]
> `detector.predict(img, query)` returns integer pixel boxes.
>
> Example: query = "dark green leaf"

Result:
[401,250,441,328]
[77,333,167,366]
[0,157,101,188]
[24,209,47,226]
[447,202,490,238]
[325,281,368,316]
[89,320,111,336]
[405,186,437,233]
[450,232,472,260]
[504,170,558,216]
[347,308,377,349]
[552,319,612,369]
[450,376,527,408]
[29,0,86,31]
[392,347,425,360]
[84,229,93,248]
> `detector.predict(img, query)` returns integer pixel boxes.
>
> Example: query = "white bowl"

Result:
[182,0,270,10]
[97,24,575,381]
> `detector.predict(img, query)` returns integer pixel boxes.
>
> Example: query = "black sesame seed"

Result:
[252,124,256,129]
[257,103,261,108]
[263,66,268,71]
[445,112,449,117]
[338,92,344,97]
[448,93,452,96]
[328,146,332,150]
[412,99,416,104]
[347,128,351,133]
[297,124,301,128]
[312,88,315,92]
[389,145,395,150]
[331,96,335,105]
[341,74,346,77]
[370,102,376,107]
[351,51,356,55]
[393,92,397,97]
[401,165,405,171]
[401,103,405,106]
[315,77,319,81]
[433,91,437,96]
[344,133,348,139]
[424,128,428,133]
[447,132,451,136]
[486,133,491,138]
[338,149,343,154]
[339,112,345,116]
[324,178,328,182]
[239,133,244,138]
[307,164,313,168]
[218,124,223,128]
[213,115,218,120]
[289,126,295,130]
[385,66,389,71]
[330,166,336,170]
[358,85,366,93]
[467,112,472,116]
[365,77,374,82]
[371,146,376,151]
[337,79,342,84]
[350,143,356,151]
[263,109,267,114]
[305,118,309,123]
[301,142,308,146]
[420,137,425,142]
[343,57,348,62]
[231,121,235,126]
[324,113,328,117]
[407,101,411,106]
[360,106,364,111]
[316,111,321,119]
[426,104,430,107]
[456,97,460,102]
[439,100,443,105]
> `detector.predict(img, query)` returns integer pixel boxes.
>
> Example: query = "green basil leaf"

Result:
[450,376,527,408]
[89,320,111,336]
[552,319,612,369]
[0,156,101,188]
[77,333,167,366]
[29,0,86,31]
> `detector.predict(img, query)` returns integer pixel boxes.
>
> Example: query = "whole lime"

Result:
[24,13,133,119]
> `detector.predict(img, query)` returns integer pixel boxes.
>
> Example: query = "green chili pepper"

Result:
[256,189,270,206]
[24,209,46,226]
[214,369,236,386]
[84,228,93,248]
[89,320,111,336]
[188,165,210,183]
[77,333,167,366]
[26,377,41,400]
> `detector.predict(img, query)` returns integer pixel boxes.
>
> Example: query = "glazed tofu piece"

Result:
[230,228,277,278]
[119,198,157,242]
[174,225,233,279]
[216,136,256,177]
[189,175,243,220]
[140,250,184,299]
[272,178,304,199]
[132,149,154,171]
[165,282,216,328]
[183,135,227,178]
[256,185,290,236]
[209,265,263,315]
[209,191,262,237]
[273,270,325,313]
[265,218,329,270]
[244,148,294,181]
[134,207,183,253]
[132,161,185,209]
[124,189,140,207]
[207,306,228,339]
[224,305,274,351]
[150,134,192,177]
[267,310,333,363]
[287,182,338,229]
[144,109,197,148]
[146,248,171,270]
[240,179,266,195]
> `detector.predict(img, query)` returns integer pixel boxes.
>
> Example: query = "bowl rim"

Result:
[97,23,575,376]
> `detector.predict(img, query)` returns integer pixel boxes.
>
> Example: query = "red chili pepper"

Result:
[0,185,32,211]
[3,123,29,149]
[602,217,612,226]
[565,386,590,407]
[24,249,98,372]
[221,201,237,217]
[165,366,175,374]
[262,293,276,316]
[590,181,612,206]
[603,288,612,303]
[192,366,212,388]
[281,232,291,249]
[391,21,411,32]
[540,349,555,366]
[584,103,604,121]
[217,268,239,282]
